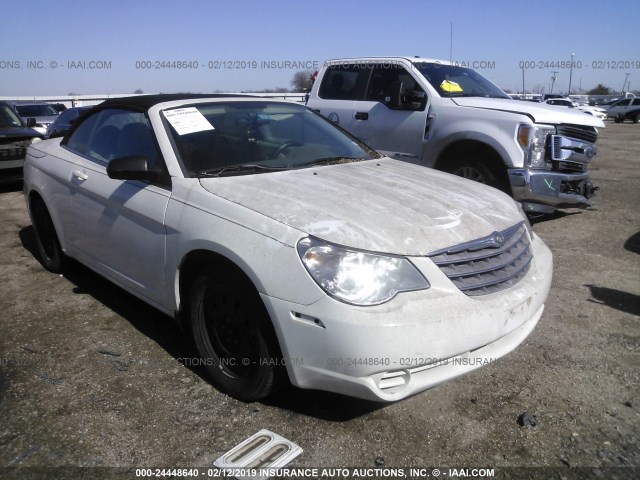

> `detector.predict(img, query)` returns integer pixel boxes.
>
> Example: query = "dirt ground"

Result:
[0,122,638,480]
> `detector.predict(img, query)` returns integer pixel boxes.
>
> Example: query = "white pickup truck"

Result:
[306,57,604,213]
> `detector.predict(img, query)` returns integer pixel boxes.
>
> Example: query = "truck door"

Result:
[307,64,370,135]
[349,63,429,162]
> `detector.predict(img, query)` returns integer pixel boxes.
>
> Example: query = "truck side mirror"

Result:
[406,90,427,111]
[384,81,404,110]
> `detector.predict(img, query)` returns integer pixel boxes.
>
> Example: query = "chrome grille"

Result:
[556,161,586,172]
[428,222,533,296]
[556,124,598,144]
[0,146,26,161]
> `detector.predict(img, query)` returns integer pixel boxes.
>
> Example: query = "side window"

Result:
[365,64,425,110]
[67,109,160,165]
[318,65,370,100]
[366,65,424,103]
[65,112,100,155]
[632,99,640,106]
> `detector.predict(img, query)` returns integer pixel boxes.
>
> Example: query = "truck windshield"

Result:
[165,101,379,177]
[414,62,510,99]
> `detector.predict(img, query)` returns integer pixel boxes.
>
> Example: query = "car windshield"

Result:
[165,101,379,177]
[0,104,24,127]
[414,62,510,99]
[15,104,58,117]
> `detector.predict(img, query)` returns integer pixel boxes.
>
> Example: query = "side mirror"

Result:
[384,81,404,110]
[27,118,37,128]
[405,90,426,111]
[107,155,163,182]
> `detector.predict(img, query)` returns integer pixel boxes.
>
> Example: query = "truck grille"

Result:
[555,160,586,172]
[556,124,598,144]
[428,222,532,296]
[0,146,27,161]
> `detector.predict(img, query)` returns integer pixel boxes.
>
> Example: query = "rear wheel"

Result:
[31,199,66,273]
[188,267,282,401]
[633,113,640,124]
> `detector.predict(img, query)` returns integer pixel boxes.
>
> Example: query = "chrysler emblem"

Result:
[489,232,505,248]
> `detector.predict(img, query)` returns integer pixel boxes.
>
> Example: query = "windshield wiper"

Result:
[294,157,363,169]
[196,164,288,177]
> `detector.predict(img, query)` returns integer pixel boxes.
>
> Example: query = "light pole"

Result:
[622,73,630,94]
[550,71,558,94]
[568,53,575,95]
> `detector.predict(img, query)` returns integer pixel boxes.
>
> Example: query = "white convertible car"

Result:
[23,94,552,402]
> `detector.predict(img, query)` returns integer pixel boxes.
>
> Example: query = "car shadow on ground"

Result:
[585,284,640,317]
[0,180,23,194]
[624,231,640,254]
[18,225,385,421]
[529,210,583,224]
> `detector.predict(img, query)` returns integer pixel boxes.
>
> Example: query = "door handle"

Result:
[355,112,368,120]
[71,170,88,182]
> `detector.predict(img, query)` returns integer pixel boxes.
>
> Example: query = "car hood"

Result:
[199,158,523,255]
[0,126,42,138]
[452,97,605,127]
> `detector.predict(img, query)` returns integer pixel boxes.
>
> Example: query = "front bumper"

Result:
[508,168,598,213]
[261,233,552,402]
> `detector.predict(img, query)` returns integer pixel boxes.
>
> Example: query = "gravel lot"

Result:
[0,122,638,480]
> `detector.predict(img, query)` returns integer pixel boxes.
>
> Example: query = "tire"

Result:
[444,157,509,193]
[614,115,623,124]
[188,267,282,401]
[31,199,66,273]
[633,113,640,124]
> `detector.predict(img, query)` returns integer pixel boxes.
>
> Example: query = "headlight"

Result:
[30,137,42,144]
[517,125,554,169]
[297,237,429,306]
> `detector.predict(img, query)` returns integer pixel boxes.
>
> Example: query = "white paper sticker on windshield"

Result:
[163,107,214,135]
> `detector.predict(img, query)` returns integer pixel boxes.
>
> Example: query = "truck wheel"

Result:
[188,267,282,401]
[445,157,509,193]
[31,199,66,273]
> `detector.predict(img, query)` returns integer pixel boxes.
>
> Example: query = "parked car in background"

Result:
[543,98,607,119]
[11,101,59,136]
[605,97,640,123]
[0,101,43,182]
[49,103,68,113]
[46,106,91,138]
[23,94,552,402]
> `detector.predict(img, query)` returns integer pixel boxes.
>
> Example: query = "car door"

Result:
[308,63,370,134]
[349,63,429,162]
[62,107,171,308]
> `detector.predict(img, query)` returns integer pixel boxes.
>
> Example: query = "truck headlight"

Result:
[517,125,554,169]
[297,237,429,306]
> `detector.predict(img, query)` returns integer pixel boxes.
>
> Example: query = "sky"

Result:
[2,0,639,97]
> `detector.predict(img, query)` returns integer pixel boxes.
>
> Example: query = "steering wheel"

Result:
[269,141,302,159]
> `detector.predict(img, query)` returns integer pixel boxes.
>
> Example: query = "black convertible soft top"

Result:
[98,93,253,111]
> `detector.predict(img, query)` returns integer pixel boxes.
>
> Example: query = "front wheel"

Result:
[444,157,509,193]
[188,267,282,401]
